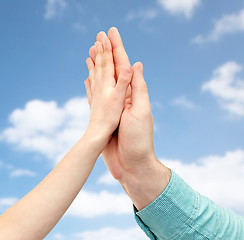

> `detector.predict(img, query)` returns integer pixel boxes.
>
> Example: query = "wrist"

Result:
[83,125,110,154]
[120,156,171,211]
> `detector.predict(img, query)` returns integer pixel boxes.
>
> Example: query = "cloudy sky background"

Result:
[0,0,244,239]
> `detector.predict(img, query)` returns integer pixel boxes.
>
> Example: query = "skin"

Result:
[0,39,131,240]
[86,27,172,211]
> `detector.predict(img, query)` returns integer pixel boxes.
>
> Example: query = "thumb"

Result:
[131,62,149,108]
[115,65,132,100]
[84,78,92,109]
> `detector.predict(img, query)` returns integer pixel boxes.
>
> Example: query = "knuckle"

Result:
[102,59,108,68]
[96,54,102,66]
[141,107,152,119]
[102,53,110,67]
[119,76,130,85]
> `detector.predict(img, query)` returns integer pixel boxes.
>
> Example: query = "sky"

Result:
[0,0,244,239]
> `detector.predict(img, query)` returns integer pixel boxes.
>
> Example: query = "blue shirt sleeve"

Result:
[134,169,244,240]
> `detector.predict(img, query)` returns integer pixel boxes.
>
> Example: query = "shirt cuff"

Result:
[134,169,199,240]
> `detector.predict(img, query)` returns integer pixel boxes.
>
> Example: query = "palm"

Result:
[102,85,153,180]
[101,88,133,180]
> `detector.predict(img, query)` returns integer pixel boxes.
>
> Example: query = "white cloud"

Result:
[0,197,18,213]
[73,227,147,240]
[53,233,66,240]
[151,101,163,110]
[194,9,244,43]
[67,190,132,218]
[202,61,244,116]
[157,0,201,18]
[49,227,147,240]
[162,149,244,214]
[44,0,67,19]
[96,150,244,216]
[10,169,36,178]
[171,95,195,109]
[98,171,119,186]
[126,8,158,22]
[0,97,90,164]
[73,22,87,34]
[5,164,14,170]
[0,161,35,178]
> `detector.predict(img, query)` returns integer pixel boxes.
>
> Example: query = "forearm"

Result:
[120,155,171,211]
[130,166,244,240]
[0,130,104,240]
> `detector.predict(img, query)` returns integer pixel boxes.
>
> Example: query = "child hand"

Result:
[84,35,132,149]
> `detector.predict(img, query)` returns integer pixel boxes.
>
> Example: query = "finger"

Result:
[96,31,107,51]
[131,62,150,108]
[102,37,115,86]
[86,57,95,91]
[84,78,92,108]
[108,27,130,79]
[94,41,104,85]
[97,31,115,85]
[126,84,132,99]
[86,57,94,73]
[115,65,132,104]
[123,84,132,109]
[89,45,96,63]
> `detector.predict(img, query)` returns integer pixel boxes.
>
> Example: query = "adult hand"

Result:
[86,28,171,210]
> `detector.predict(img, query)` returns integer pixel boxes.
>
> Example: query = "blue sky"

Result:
[0,0,244,239]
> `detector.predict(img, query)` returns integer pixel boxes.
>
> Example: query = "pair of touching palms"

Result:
[84,27,169,210]
[0,27,170,240]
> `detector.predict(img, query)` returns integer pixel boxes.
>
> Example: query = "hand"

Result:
[88,28,171,210]
[84,36,132,151]
[88,28,156,179]
[86,28,171,210]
